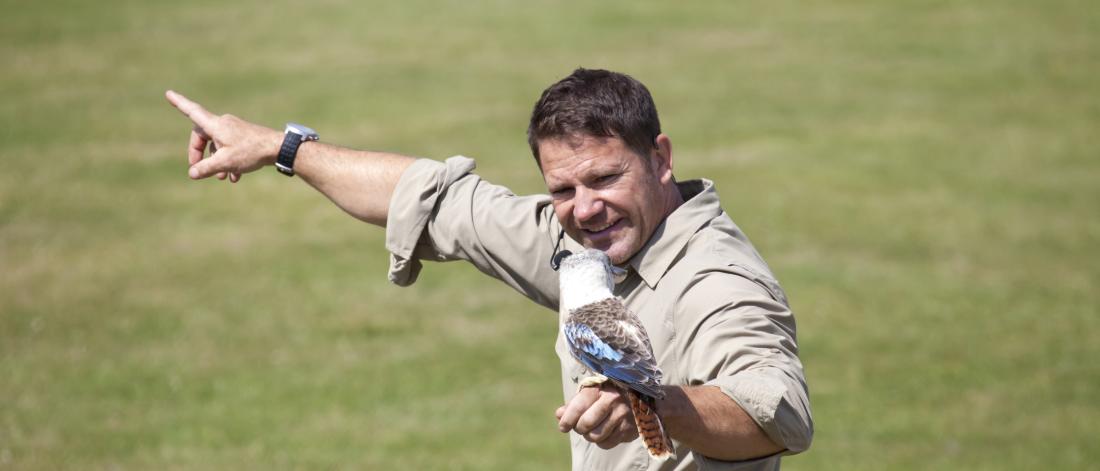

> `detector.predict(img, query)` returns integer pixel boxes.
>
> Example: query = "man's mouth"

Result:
[581,219,623,240]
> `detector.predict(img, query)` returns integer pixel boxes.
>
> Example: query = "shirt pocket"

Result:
[578,439,648,471]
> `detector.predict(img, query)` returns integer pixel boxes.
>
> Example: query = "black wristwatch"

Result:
[275,123,319,177]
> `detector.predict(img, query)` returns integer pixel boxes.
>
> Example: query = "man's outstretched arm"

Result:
[165,90,414,226]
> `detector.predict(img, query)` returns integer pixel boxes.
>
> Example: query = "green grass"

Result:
[2,0,1098,469]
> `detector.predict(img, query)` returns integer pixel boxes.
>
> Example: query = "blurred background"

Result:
[1,0,1097,469]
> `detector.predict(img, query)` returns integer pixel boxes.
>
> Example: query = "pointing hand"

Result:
[165,90,282,182]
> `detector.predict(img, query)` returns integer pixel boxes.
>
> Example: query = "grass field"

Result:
[2,0,1098,469]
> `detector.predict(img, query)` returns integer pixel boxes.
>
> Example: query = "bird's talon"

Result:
[577,374,609,391]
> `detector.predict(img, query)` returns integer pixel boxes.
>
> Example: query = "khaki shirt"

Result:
[386,157,813,470]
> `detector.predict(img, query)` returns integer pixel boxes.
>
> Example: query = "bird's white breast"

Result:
[559,262,614,313]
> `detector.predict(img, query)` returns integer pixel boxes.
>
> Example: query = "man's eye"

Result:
[551,188,574,198]
[595,174,620,185]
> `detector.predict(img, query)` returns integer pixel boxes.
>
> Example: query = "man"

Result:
[166,68,812,470]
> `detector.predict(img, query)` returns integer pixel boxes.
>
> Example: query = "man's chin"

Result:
[607,254,629,265]
[578,235,634,264]
[588,243,630,265]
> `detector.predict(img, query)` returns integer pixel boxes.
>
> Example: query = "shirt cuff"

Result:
[706,368,813,454]
[385,156,477,286]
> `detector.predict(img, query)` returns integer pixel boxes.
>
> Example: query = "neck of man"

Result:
[662,180,686,218]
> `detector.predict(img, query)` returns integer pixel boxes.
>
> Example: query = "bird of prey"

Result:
[556,248,674,460]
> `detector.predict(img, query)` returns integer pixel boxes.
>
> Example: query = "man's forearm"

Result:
[293,141,416,226]
[658,385,783,461]
[165,90,417,226]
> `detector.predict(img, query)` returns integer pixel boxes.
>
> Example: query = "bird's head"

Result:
[557,248,628,294]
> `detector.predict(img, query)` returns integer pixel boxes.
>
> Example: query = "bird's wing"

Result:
[564,298,663,398]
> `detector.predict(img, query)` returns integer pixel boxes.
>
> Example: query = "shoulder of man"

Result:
[669,213,789,307]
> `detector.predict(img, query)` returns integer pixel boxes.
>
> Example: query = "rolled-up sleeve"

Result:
[675,271,814,456]
[385,156,562,309]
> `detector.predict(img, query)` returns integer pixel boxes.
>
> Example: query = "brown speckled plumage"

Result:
[567,299,674,459]
[567,298,663,398]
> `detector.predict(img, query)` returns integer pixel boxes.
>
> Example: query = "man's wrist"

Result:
[654,385,687,419]
[263,129,285,166]
[275,123,320,176]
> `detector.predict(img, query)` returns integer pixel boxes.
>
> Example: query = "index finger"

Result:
[165,90,218,129]
[575,392,620,436]
[558,387,600,433]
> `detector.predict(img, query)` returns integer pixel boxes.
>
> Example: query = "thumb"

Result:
[189,151,232,179]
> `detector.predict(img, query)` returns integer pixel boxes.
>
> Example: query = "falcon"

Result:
[556,248,674,459]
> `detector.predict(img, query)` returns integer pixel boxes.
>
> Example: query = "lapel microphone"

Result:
[550,229,572,271]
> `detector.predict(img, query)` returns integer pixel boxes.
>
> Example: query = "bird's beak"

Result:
[611,265,628,285]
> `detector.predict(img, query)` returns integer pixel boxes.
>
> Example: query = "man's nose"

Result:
[573,188,604,222]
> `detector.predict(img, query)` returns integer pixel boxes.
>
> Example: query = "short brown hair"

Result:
[527,68,661,166]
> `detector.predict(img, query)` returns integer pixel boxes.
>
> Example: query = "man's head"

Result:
[527,68,662,166]
[529,69,683,265]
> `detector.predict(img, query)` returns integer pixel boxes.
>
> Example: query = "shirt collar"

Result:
[626,179,722,288]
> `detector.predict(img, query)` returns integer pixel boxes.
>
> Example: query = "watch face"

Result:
[285,122,319,140]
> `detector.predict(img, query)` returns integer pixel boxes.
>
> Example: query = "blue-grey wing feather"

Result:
[564,298,664,398]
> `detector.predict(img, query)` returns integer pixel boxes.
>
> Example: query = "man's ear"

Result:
[654,134,674,183]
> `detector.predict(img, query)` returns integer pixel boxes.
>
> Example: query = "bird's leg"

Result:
[577,373,609,391]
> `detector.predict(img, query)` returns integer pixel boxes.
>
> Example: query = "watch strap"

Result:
[276,132,305,176]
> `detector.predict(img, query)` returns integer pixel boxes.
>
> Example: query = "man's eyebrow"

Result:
[588,162,627,177]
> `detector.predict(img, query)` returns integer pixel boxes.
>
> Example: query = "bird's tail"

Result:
[627,389,674,460]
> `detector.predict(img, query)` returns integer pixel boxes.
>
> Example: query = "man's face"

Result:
[539,135,677,265]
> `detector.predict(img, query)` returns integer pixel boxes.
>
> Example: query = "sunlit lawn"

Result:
[2,0,1097,469]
